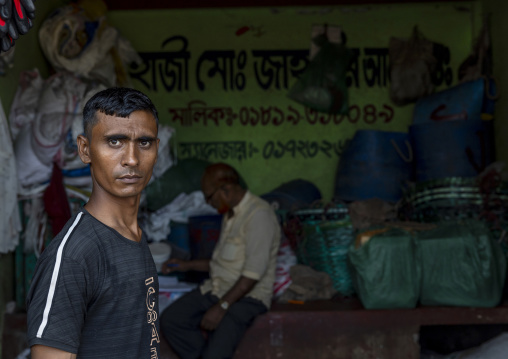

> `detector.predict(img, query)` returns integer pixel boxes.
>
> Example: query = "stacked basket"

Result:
[400,176,508,249]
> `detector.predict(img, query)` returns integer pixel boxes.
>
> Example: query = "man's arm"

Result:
[31,345,77,359]
[200,275,258,331]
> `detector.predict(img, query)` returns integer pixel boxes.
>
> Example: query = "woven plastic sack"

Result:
[14,124,53,189]
[60,81,107,171]
[9,69,43,141]
[288,34,351,114]
[348,228,420,309]
[38,1,141,87]
[273,236,297,298]
[32,73,87,167]
[417,220,506,307]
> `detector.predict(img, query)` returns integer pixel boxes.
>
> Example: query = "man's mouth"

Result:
[118,174,142,183]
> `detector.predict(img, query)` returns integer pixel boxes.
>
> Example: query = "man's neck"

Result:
[226,188,247,219]
[230,187,247,208]
[85,194,142,242]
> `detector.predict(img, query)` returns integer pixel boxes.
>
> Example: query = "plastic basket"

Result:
[400,176,508,260]
[291,204,355,296]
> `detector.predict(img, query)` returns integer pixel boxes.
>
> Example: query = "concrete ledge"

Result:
[233,299,508,359]
[6,299,508,359]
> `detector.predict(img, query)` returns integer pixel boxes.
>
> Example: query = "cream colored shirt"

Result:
[200,191,281,308]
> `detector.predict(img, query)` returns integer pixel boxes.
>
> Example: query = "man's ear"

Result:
[77,135,91,164]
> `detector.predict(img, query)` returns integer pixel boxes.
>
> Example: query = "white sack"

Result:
[9,69,43,141]
[38,5,141,87]
[142,191,217,242]
[445,332,508,359]
[14,125,53,190]
[152,124,175,179]
[32,74,87,167]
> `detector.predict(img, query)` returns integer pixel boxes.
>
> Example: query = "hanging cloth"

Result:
[43,163,72,237]
[0,98,21,253]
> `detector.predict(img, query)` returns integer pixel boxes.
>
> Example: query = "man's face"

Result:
[202,178,230,214]
[78,110,159,200]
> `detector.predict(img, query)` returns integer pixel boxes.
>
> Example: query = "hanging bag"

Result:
[288,32,351,114]
[389,26,436,106]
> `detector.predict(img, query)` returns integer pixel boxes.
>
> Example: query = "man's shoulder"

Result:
[41,211,103,261]
[246,192,270,208]
[245,192,276,215]
[55,210,100,240]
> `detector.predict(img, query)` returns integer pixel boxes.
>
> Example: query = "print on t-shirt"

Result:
[145,277,159,358]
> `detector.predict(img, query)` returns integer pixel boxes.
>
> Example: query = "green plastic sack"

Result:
[348,228,420,309]
[288,34,351,114]
[145,158,248,211]
[144,158,211,211]
[417,220,506,307]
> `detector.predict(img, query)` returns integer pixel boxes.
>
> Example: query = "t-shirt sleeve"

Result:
[242,209,277,280]
[26,255,90,353]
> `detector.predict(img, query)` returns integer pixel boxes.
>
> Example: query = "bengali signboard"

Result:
[108,3,478,199]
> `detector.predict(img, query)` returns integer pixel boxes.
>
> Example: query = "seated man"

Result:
[160,162,281,359]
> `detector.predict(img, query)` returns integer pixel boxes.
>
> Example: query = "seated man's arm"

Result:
[161,258,210,274]
[220,276,258,306]
[201,208,279,331]
[200,276,258,331]
[31,345,77,359]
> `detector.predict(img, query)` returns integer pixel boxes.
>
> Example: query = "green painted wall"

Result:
[108,2,480,201]
[481,0,508,164]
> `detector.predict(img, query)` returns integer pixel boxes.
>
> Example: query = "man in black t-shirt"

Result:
[26,88,161,359]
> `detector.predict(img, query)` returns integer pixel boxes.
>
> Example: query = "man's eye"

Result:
[140,140,152,147]
[109,139,119,146]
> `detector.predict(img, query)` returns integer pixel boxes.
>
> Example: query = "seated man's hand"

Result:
[161,258,189,274]
[200,304,227,331]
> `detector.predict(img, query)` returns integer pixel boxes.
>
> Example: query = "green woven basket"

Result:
[294,205,355,296]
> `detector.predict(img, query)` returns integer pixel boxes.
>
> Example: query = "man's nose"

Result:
[122,143,139,166]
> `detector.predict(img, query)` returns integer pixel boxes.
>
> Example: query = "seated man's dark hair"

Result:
[83,87,159,139]
[203,163,241,186]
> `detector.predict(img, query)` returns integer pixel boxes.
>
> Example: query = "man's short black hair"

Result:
[83,87,159,139]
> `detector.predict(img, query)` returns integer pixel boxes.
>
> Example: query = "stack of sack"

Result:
[348,220,506,309]
[10,69,105,196]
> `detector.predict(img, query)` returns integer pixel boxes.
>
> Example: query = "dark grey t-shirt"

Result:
[26,210,160,358]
